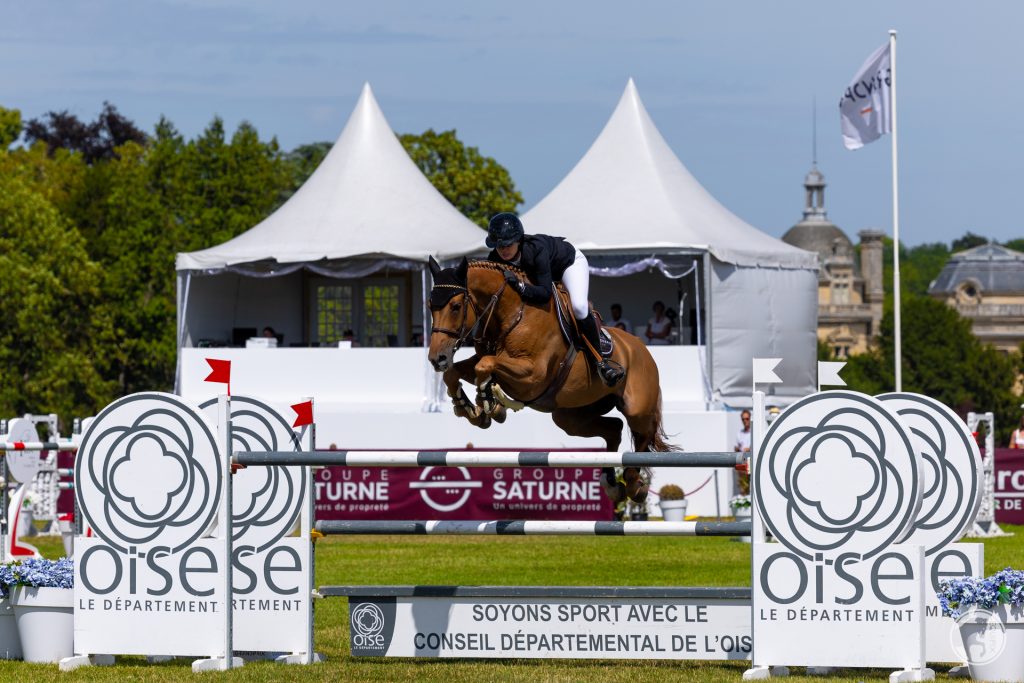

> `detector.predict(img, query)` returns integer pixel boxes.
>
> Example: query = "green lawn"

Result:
[2,527,1022,682]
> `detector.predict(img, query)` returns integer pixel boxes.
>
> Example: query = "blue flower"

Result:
[937,567,1024,618]
[0,557,74,597]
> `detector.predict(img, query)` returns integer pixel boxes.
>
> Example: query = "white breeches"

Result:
[562,249,591,320]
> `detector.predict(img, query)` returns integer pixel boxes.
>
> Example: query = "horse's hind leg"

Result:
[551,405,625,505]
[617,365,674,504]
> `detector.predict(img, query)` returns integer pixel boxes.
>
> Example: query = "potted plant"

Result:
[0,557,74,662]
[938,568,1024,682]
[730,495,753,543]
[657,484,687,522]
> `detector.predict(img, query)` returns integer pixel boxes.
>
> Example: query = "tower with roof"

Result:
[781,165,884,358]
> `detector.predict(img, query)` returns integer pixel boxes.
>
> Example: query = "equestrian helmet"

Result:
[486,212,525,248]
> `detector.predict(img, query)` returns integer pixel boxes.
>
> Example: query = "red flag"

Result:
[205,358,231,395]
[291,400,314,428]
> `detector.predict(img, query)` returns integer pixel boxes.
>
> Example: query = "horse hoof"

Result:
[602,482,627,506]
[491,405,507,423]
[626,482,649,505]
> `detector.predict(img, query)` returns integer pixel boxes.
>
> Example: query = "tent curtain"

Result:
[710,261,818,407]
[586,254,700,279]
[182,257,424,280]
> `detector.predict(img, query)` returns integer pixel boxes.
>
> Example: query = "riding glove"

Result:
[503,270,525,294]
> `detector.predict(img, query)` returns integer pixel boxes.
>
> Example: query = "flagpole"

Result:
[889,29,902,392]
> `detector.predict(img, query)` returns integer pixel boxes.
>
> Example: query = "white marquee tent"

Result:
[523,79,819,405]
[174,83,486,382]
[177,82,483,271]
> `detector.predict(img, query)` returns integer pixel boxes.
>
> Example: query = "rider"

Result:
[485,212,625,387]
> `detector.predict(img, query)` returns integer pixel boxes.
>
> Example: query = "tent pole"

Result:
[173,271,192,394]
[702,252,713,409]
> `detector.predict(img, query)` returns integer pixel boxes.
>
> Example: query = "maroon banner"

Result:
[994,448,1024,525]
[315,465,614,521]
[57,450,75,515]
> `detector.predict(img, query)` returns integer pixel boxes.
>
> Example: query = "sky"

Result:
[2,1,1021,247]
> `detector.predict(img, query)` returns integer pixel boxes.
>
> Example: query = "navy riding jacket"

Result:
[488,234,576,304]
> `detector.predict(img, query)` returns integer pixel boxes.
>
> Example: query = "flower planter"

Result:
[10,586,73,662]
[659,499,688,522]
[732,505,752,543]
[955,605,1024,682]
[0,599,22,660]
[58,519,74,558]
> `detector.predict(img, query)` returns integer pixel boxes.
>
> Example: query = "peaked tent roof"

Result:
[176,83,485,271]
[522,79,816,270]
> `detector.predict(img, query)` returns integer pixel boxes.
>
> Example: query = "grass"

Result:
[2,527,1022,682]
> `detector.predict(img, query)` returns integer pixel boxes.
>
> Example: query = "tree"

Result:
[0,174,115,425]
[66,117,293,394]
[283,141,332,201]
[1002,238,1024,253]
[0,106,21,150]
[173,118,292,251]
[23,102,146,164]
[399,129,522,227]
[951,232,988,253]
[843,294,1020,443]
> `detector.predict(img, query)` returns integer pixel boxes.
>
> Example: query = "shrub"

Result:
[658,484,685,501]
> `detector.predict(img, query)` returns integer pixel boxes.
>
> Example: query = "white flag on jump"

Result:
[840,42,892,150]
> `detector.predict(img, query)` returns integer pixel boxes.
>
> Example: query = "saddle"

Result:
[552,284,614,358]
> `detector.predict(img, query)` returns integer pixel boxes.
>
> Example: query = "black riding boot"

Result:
[578,314,625,387]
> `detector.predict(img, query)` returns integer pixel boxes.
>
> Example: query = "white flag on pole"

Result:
[817,361,847,391]
[752,358,783,387]
[840,41,892,150]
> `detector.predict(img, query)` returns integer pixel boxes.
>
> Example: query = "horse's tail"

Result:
[648,391,679,453]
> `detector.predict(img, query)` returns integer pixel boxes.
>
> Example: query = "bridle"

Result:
[429,279,524,354]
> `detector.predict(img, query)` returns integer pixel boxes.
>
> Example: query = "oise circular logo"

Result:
[351,602,385,637]
[877,392,982,554]
[200,397,306,551]
[756,391,922,560]
[75,393,220,553]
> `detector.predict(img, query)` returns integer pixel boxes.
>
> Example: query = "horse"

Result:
[427,256,676,505]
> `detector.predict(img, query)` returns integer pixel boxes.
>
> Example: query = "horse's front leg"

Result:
[443,356,493,428]
[474,354,543,420]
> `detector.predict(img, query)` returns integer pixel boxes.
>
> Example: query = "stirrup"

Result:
[597,360,625,387]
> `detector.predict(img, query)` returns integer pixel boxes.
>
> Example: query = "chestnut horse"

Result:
[427,257,675,504]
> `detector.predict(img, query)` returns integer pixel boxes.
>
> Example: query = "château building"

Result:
[928,243,1024,354]
[781,166,884,358]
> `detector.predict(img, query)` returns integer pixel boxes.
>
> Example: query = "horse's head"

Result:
[427,256,472,372]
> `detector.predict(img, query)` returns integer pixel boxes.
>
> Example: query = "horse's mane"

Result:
[468,259,528,279]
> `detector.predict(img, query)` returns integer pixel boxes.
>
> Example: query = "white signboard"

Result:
[751,391,928,672]
[198,396,312,655]
[348,593,751,660]
[73,393,227,657]
[877,393,985,664]
[924,543,983,663]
